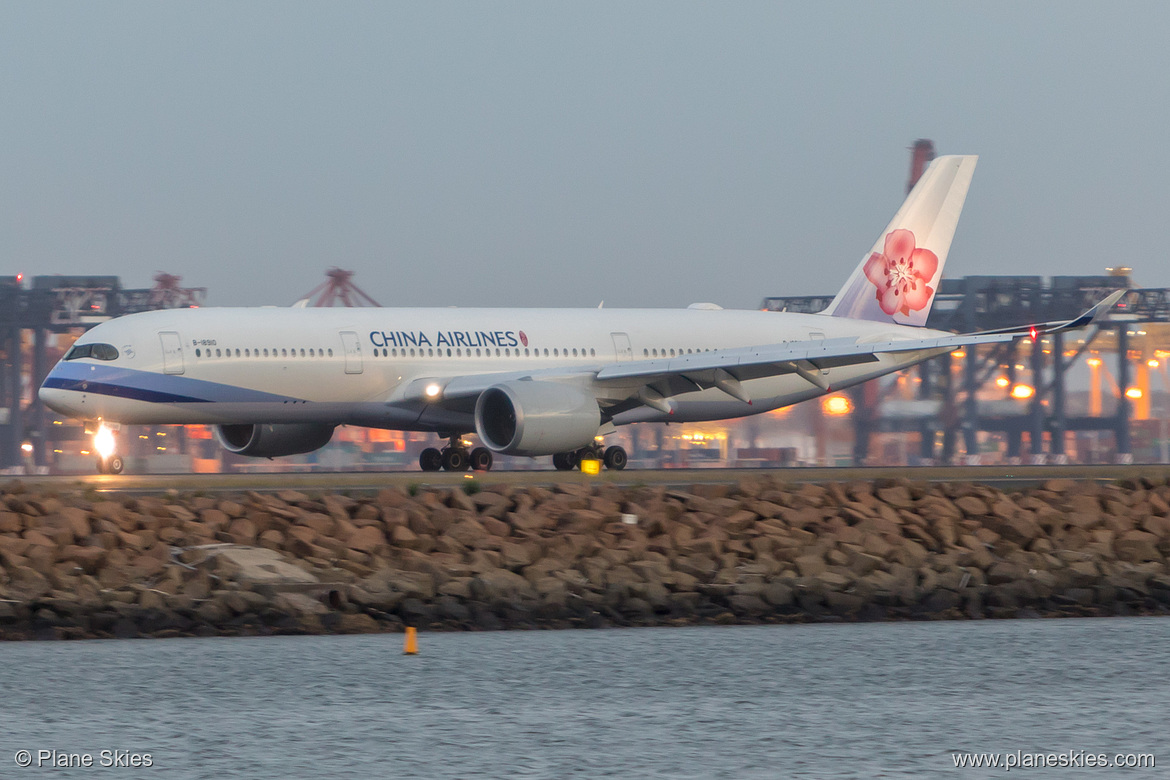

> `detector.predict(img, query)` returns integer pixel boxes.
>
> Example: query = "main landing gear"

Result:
[553,444,627,471]
[419,437,494,472]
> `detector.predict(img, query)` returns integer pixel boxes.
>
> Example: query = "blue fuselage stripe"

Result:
[41,376,210,405]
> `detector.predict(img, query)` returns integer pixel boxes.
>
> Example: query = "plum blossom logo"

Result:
[863,228,938,317]
[518,331,529,347]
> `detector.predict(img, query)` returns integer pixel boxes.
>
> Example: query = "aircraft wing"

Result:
[393,290,1124,408]
[595,289,1126,384]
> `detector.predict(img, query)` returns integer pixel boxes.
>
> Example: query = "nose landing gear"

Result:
[96,454,124,475]
[92,424,123,474]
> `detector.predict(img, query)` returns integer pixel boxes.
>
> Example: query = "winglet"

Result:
[1040,289,1127,334]
[972,290,1128,337]
[1080,289,1127,325]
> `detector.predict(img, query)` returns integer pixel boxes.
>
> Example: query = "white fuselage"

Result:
[39,306,949,433]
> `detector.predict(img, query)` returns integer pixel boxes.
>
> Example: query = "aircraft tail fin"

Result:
[821,155,977,327]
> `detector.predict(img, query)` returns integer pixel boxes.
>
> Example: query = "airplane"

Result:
[38,155,1123,475]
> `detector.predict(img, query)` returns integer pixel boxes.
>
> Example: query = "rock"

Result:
[391,524,421,548]
[348,526,388,555]
[273,593,328,617]
[728,594,769,615]
[205,546,319,587]
[7,567,51,600]
[447,518,490,547]
[1114,531,1161,563]
[794,554,827,578]
[0,511,21,533]
[336,613,381,633]
[954,496,989,517]
[876,485,914,509]
[922,589,962,613]
[471,569,536,602]
[61,545,106,574]
[824,591,866,615]
[228,517,258,545]
[761,582,794,606]
[994,514,1044,547]
[500,541,538,570]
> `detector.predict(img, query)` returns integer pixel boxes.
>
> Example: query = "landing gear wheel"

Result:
[469,447,494,471]
[603,446,628,471]
[575,447,602,470]
[107,455,124,475]
[442,447,470,472]
[419,447,443,472]
[552,451,577,471]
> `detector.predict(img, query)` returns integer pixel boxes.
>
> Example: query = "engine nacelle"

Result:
[475,381,601,456]
[214,423,336,458]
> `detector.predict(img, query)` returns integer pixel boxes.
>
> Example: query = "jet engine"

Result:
[214,424,336,458]
[475,381,600,456]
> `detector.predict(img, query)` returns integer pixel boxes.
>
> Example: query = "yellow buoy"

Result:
[403,626,418,655]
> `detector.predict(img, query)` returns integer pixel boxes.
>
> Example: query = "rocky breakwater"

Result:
[1,476,1169,640]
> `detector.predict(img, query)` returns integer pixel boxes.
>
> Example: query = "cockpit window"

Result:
[64,343,119,361]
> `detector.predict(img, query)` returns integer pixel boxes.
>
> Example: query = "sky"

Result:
[2,2,1169,309]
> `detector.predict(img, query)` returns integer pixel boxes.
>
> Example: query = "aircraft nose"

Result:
[38,382,77,417]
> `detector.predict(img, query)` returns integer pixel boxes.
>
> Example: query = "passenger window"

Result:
[195,348,201,357]
[590,348,595,357]
[328,349,334,357]
[554,349,559,357]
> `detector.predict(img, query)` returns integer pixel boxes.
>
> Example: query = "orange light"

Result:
[822,395,852,416]
[1125,387,1143,400]
[1148,359,1160,368]
[951,350,966,359]
[1010,384,1034,400]
[1087,357,1102,367]
[995,376,1010,388]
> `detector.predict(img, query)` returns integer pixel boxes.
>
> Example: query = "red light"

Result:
[1029,327,1038,341]
[15,273,22,282]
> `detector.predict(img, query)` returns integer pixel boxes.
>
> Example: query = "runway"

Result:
[6,464,1170,495]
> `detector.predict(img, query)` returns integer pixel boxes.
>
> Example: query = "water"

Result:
[0,618,1166,779]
